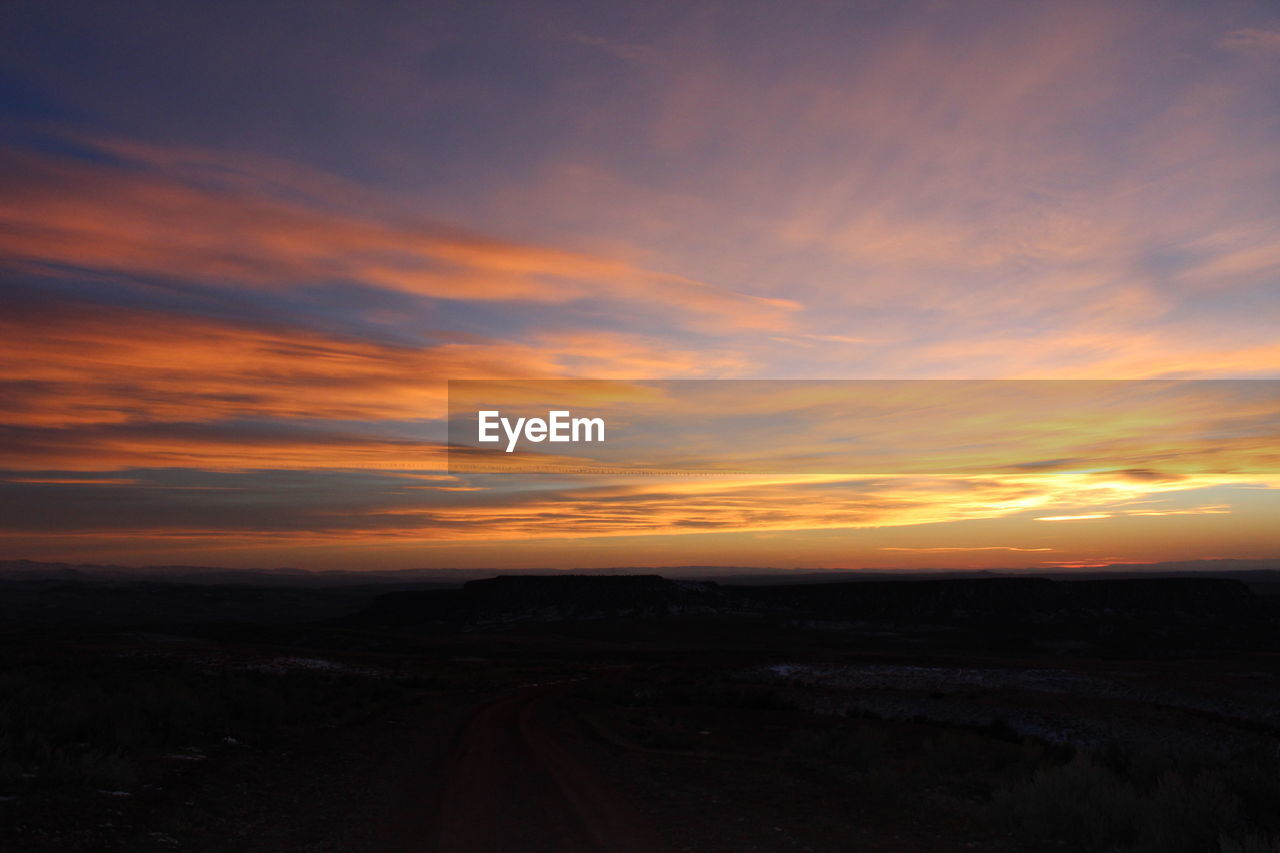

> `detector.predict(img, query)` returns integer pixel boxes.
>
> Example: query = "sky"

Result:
[1,0,1278,571]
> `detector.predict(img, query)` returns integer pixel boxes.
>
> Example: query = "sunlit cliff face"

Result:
[1,0,1278,569]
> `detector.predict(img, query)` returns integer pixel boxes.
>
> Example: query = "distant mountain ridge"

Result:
[358,573,1265,630]
[2,558,1280,591]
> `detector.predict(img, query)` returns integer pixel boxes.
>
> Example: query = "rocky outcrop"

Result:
[357,574,1262,629]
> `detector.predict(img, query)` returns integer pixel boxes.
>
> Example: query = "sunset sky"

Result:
[1,0,1278,570]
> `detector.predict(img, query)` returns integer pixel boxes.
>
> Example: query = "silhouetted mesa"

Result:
[359,574,726,627]
[735,577,1063,619]
[1062,577,1258,613]
[736,576,1259,619]
[358,574,1262,629]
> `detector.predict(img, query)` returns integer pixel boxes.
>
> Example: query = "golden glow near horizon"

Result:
[1,1,1279,569]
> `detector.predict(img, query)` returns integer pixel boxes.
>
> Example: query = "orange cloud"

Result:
[2,477,140,485]
[275,470,1271,543]
[1125,505,1232,516]
[0,301,744,434]
[0,424,445,473]
[880,546,1054,553]
[0,143,798,333]
[901,331,1280,380]
[448,379,1280,480]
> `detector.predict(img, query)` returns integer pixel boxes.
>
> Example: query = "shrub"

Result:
[990,745,1280,853]
[1220,834,1280,853]
[0,657,401,793]
[787,725,887,769]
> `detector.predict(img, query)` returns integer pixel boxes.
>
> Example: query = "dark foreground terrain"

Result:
[3,569,1280,852]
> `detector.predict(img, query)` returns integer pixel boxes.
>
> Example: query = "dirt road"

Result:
[378,683,670,853]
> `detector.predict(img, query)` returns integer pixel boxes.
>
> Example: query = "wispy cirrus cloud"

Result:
[0,298,746,431]
[2,1,1279,569]
[0,421,445,474]
[272,470,1269,543]
[1221,27,1280,54]
[0,470,1268,548]
[0,142,799,334]
[881,546,1055,553]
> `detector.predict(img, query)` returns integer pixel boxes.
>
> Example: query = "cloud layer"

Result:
[2,0,1278,567]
